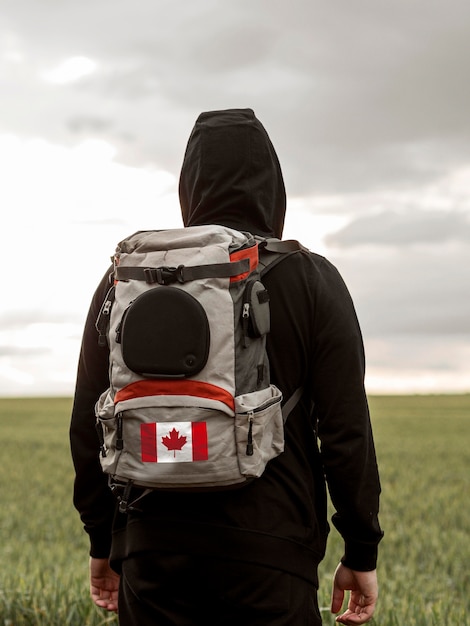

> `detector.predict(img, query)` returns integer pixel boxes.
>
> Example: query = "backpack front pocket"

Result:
[118,286,210,378]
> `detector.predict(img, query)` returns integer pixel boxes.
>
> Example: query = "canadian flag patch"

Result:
[141,422,208,463]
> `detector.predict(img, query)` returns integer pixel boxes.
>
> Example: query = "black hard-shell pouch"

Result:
[117,286,210,378]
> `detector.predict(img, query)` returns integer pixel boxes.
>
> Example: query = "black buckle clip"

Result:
[144,265,185,285]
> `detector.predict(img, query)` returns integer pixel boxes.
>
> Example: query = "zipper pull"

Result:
[116,413,124,450]
[95,286,115,347]
[246,411,254,456]
[242,302,250,348]
[95,420,108,457]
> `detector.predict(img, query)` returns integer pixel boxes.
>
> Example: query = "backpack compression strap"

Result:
[115,258,250,285]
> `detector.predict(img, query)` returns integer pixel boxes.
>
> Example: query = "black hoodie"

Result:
[179,108,285,238]
[70,108,382,585]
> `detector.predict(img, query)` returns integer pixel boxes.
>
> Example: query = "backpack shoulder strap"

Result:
[258,237,307,277]
[257,238,310,422]
[281,386,305,423]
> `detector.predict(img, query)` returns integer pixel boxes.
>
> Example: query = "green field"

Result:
[0,395,469,625]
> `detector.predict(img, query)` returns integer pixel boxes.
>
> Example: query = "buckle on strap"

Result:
[144,265,185,285]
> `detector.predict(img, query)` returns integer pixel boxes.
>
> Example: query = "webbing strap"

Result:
[115,258,250,285]
[259,239,307,423]
[281,386,304,424]
[263,239,306,253]
[258,238,307,278]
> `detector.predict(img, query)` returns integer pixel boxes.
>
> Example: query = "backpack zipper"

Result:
[95,420,108,457]
[95,286,115,347]
[246,411,254,456]
[244,395,280,456]
[241,279,257,347]
[242,302,250,348]
[116,412,124,450]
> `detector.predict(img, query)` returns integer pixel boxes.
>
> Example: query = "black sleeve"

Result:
[69,268,116,558]
[312,258,383,571]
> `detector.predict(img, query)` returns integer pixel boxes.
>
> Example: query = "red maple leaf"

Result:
[162,428,187,457]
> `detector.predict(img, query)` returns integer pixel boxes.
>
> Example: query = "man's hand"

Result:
[89,557,120,613]
[331,563,378,624]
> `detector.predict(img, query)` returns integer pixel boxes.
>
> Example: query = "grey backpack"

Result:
[95,224,304,511]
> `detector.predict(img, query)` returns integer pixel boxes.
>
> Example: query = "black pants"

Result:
[118,552,322,626]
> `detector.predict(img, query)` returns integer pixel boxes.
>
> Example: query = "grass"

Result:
[0,394,469,624]
[0,397,117,625]
[319,394,470,625]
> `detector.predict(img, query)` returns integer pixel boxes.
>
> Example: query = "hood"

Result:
[179,108,286,239]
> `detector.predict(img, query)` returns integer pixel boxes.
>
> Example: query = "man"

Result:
[70,108,383,625]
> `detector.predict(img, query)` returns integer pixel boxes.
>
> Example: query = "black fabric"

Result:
[111,514,321,585]
[70,268,116,558]
[179,109,286,239]
[119,287,210,378]
[118,551,321,626]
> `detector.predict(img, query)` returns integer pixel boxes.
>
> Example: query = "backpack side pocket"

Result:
[234,384,284,478]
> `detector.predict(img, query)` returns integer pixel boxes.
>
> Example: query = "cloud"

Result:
[0,311,84,328]
[1,1,470,395]
[41,56,97,84]
[330,242,470,336]
[326,209,470,247]
[0,346,49,357]
[66,116,114,134]
[3,0,470,194]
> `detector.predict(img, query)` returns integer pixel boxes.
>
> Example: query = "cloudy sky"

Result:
[1,0,469,397]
